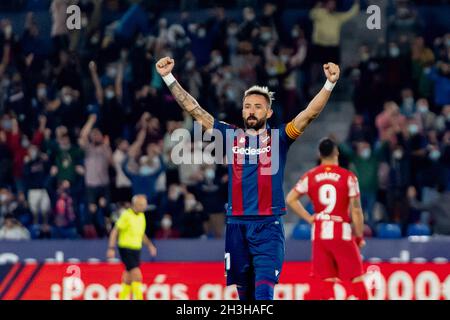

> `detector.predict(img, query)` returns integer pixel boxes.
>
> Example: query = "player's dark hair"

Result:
[319,138,337,158]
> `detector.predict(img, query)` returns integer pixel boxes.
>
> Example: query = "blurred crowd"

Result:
[0,0,448,240]
[0,0,318,240]
[338,0,450,235]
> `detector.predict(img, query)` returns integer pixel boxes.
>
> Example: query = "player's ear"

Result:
[266,107,273,119]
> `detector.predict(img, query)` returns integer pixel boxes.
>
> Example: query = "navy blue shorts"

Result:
[224,216,285,286]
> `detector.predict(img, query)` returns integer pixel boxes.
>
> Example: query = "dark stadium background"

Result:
[0,0,449,300]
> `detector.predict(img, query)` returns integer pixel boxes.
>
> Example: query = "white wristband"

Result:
[324,79,336,91]
[162,73,176,86]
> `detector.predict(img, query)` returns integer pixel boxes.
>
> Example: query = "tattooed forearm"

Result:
[168,81,214,129]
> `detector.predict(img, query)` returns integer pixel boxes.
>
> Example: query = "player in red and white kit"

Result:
[286,138,369,300]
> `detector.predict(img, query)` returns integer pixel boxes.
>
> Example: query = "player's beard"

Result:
[244,115,266,131]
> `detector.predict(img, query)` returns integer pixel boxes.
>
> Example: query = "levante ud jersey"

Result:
[213,120,301,216]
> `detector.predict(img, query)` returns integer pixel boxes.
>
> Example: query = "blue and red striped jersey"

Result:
[214,120,301,217]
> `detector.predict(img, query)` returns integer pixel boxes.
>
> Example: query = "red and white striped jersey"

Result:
[294,164,360,241]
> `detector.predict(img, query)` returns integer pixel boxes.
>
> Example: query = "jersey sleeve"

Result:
[115,211,129,230]
[294,174,309,195]
[347,173,360,198]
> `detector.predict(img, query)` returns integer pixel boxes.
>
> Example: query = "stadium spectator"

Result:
[11,191,33,228]
[347,114,377,145]
[155,214,181,239]
[122,125,166,206]
[50,0,70,53]
[23,143,51,224]
[408,185,450,235]
[0,213,30,240]
[180,192,207,238]
[78,114,113,237]
[339,140,388,227]
[165,183,186,233]
[195,165,226,238]
[386,141,412,229]
[50,180,78,239]
[411,36,435,98]
[0,1,447,241]
[375,102,407,146]
[387,0,422,44]
[112,138,132,204]
[309,0,359,92]
[425,61,450,109]
[0,130,13,189]
[310,0,359,65]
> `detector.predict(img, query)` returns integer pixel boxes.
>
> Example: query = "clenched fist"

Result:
[323,62,340,83]
[156,57,175,76]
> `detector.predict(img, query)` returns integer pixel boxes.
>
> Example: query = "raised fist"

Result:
[323,62,340,83]
[156,57,175,76]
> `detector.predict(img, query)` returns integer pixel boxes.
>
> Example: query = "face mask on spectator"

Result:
[161,216,172,229]
[225,89,235,101]
[223,72,232,80]
[186,199,197,209]
[21,138,30,148]
[429,150,441,161]
[81,16,88,28]
[30,149,38,160]
[91,35,99,45]
[280,55,289,64]
[107,67,117,79]
[1,78,10,88]
[227,27,238,36]
[62,94,72,105]
[139,165,154,176]
[393,149,403,160]
[205,168,215,180]
[1,119,12,130]
[267,67,277,76]
[105,89,115,100]
[360,148,371,159]
[197,29,206,38]
[417,104,428,113]
[260,32,272,42]
[360,52,370,62]
[389,47,400,58]
[4,25,12,38]
[186,60,195,71]
[0,194,8,202]
[291,29,299,38]
[403,97,414,106]
[408,124,419,135]
[213,55,223,66]
[37,87,47,99]
[244,12,255,21]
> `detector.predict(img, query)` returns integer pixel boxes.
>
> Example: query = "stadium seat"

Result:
[407,223,431,236]
[376,223,402,239]
[291,222,312,240]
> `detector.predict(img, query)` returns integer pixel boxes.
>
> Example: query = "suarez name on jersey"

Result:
[294,164,360,240]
